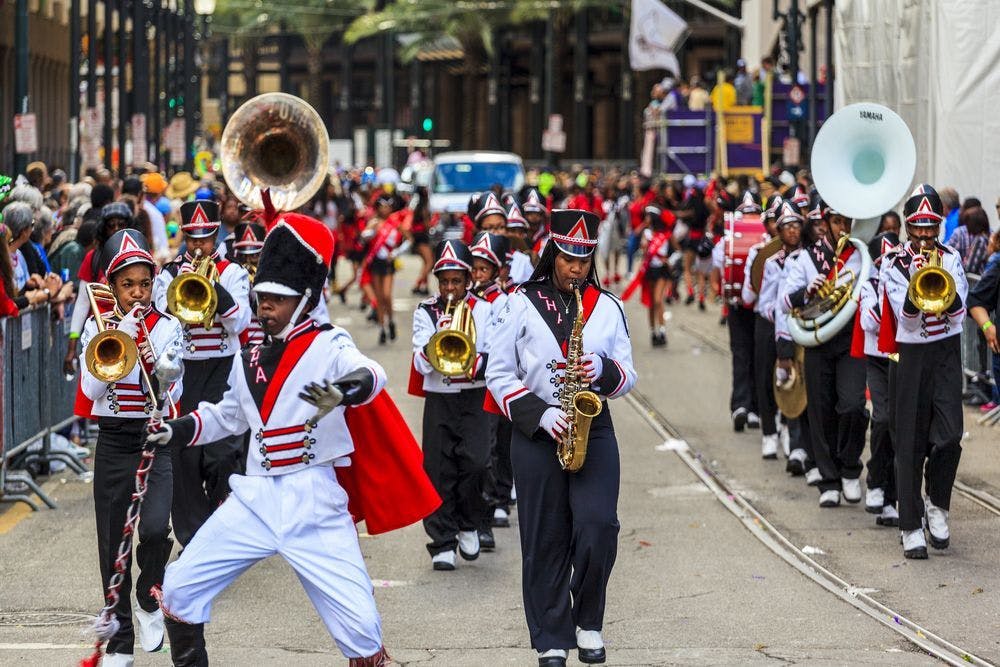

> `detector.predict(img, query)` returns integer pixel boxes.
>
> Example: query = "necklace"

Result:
[557,291,572,314]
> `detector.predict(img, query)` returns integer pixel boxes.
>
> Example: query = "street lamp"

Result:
[193,0,214,15]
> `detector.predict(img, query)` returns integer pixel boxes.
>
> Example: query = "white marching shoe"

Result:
[747,412,761,429]
[761,434,779,459]
[778,425,791,458]
[457,530,480,560]
[902,528,928,559]
[101,653,135,667]
[575,627,607,664]
[804,468,822,486]
[841,478,862,504]
[819,489,841,507]
[785,448,807,476]
[865,487,885,514]
[876,504,899,527]
[925,499,950,549]
[134,606,165,652]
[431,550,456,571]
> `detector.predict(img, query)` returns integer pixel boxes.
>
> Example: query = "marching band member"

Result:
[520,188,550,260]
[232,221,266,349]
[783,199,869,507]
[719,191,762,431]
[766,202,812,474]
[621,204,675,347]
[506,203,536,284]
[857,232,901,527]
[80,229,184,664]
[743,196,782,455]
[152,200,251,546]
[146,213,437,667]
[879,185,968,559]
[470,231,514,546]
[410,240,496,570]
[486,210,637,667]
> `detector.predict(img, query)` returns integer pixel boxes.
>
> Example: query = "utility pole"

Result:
[183,0,195,171]
[773,0,804,139]
[543,16,554,166]
[104,0,114,170]
[14,0,29,175]
[70,0,82,180]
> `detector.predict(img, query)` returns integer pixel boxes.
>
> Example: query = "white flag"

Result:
[629,0,687,74]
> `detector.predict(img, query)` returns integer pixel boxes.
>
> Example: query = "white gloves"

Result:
[436,314,453,331]
[540,407,569,441]
[116,306,143,338]
[775,366,791,386]
[578,352,603,384]
[145,420,173,447]
[806,275,827,297]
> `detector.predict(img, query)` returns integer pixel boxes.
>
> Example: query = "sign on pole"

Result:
[542,114,566,153]
[14,114,38,154]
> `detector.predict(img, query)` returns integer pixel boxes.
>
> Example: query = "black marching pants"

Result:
[172,356,243,546]
[788,410,814,466]
[803,327,869,493]
[93,418,173,655]
[488,416,514,512]
[865,356,897,504]
[422,388,496,555]
[894,338,963,531]
[754,315,778,435]
[728,306,757,414]
[511,409,620,652]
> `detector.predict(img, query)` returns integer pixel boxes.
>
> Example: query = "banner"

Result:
[719,106,765,176]
[629,0,687,75]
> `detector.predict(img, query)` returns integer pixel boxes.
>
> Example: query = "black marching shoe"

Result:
[576,628,606,664]
[537,649,567,666]
[685,294,695,305]
[732,407,748,432]
[478,528,496,552]
[378,328,387,345]
[388,320,397,341]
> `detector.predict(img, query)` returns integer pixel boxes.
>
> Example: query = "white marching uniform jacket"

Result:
[152,253,251,360]
[509,251,535,284]
[859,276,889,358]
[757,249,788,323]
[485,280,637,438]
[79,308,184,418]
[880,242,969,344]
[411,293,493,394]
[178,320,386,474]
[740,237,771,313]
[782,237,866,323]
[774,248,801,345]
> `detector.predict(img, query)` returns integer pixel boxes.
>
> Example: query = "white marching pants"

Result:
[161,464,383,658]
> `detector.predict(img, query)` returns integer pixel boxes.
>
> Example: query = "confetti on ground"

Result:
[802,545,826,556]
[916,630,926,639]
[638,540,653,547]
[972,587,984,595]
[370,579,412,588]
[893,615,901,624]
[753,643,767,651]
[752,575,766,581]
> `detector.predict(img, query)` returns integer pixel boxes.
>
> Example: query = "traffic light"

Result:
[422,117,433,133]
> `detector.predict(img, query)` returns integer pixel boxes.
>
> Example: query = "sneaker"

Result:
[786,449,807,476]
[841,478,862,503]
[493,507,510,528]
[431,550,456,571]
[134,606,164,652]
[457,530,480,560]
[902,529,928,559]
[101,654,135,667]
[761,434,779,459]
[746,412,761,430]
[510,485,517,504]
[732,407,748,432]
[575,627,606,664]
[876,504,899,527]
[865,487,885,514]
[478,529,496,552]
[805,467,822,486]
[924,499,950,549]
[819,489,841,507]
[779,425,791,457]
[378,329,387,345]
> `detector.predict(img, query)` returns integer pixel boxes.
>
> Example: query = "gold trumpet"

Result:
[427,294,477,377]
[167,250,220,328]
[908,248,957,315]
[85,284,140,383]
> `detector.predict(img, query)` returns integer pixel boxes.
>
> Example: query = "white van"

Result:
[428,151,525,214]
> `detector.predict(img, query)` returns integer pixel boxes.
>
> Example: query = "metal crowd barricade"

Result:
[1,305,86,511]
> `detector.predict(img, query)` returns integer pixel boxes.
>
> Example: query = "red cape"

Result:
[340,389,441,534]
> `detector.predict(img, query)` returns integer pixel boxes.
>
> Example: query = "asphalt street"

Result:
[0,256,990,665]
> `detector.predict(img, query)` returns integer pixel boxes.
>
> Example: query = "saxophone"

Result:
[557,281,604,472]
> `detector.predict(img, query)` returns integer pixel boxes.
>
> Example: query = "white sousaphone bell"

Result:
[787,103,916,347]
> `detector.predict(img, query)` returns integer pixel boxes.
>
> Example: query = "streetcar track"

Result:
[673,316,1000,517]
[625,389,993,667]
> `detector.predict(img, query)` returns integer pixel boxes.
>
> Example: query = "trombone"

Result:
[427,294,477,377]
[84,284,177,414]
[167,249,220,328]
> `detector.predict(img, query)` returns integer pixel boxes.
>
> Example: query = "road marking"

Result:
[370,579,413,588]
[655,438,689,452]
[0,503,33,535]
[0,643,91,650]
